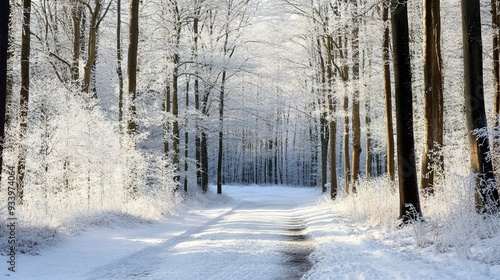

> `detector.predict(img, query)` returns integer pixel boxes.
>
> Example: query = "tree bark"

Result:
[365,100,372,178]
[116,0,124,135]
[217,70,226,194]
[421,0,444,195]
[83,1,101,95]
[171,2,181,188]
[391,0,423,222]
[461,0,500,211]
[493,0,500,128]
[127,0,139,136]
[382,0,395,181]
[351,2,361,191]
[71,2,82,85]
[491,0,500,179]
[17,0,32,204]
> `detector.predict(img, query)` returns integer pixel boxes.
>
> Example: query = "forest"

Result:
[1,0,500,270]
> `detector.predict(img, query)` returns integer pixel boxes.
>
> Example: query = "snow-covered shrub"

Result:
[0,80,180,254]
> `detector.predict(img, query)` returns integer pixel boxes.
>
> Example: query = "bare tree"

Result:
[421,0,443,195]
[391,0,422,222]
[461,0,500,211]
[350,0,361,191]
[382,0,395,181]
[127,0,139,136]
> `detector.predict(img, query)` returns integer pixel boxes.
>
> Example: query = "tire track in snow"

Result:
[85,203,245,280]
[277,216,314,280]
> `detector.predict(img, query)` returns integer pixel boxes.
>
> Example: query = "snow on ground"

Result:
[3,185,500,279]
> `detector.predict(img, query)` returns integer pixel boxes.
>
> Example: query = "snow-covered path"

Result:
[7,185,500,279]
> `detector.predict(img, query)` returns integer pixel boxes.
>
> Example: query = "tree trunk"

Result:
[116,0,124,135]
[127,0,139,136]
[17,0,31,204]
[462,0,500,211]
[217,70,226,194]
[494,0,500,128]
[193,5,202,189]
[391,0,423,222]
[83,1,101,95]
[382,0,395,181]
[491,0,500,179]
[365,100,372,179]
[71,3,81,85]
[172,56,180,186]
[184,78,189,193]
[351,2,361,191]
[165,82,171,155]
[329,96,337,199]
[343,91,350,193]
[421,0,444,195]
[201,130,208,192]
[171,3,181,188]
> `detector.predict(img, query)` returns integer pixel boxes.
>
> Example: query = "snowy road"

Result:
[8,185,500,279]
[10,186,318,280]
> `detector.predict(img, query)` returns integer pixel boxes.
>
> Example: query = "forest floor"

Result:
[5,185,500,279]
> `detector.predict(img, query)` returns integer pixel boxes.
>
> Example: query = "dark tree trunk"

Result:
[462,0,500,211]
[351,0,361,192]
[391,0,422,222]
[217,70,226,194]
[382,0,395,181]
[421,0,444,195]
[127,0,139,136]
[116,0,124,135]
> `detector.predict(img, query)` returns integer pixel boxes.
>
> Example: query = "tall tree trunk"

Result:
[0,0,9,179]
[127,0,139,136]
[382,0,395,181]
[184,78,189,193]
[217,70,226,194]
[329,95,337,199]
[83,1,101,95]
[193,4,202,189]
[351,2,361,192]
[171,3,181,189]
[165,82,171,154]
[5,12,13,129]
[494,0,500,128]
[343,90,350,193]
[17,0,31,204]
[317,38,328,193]
[172,57,180,187]
[391,0,422,222]
[491,0,500,179]
[365,101,372,178]
[421,0,444,195]
[71,2,81,85]
[201,130,208,192]
[116,0,124,135]
[462,0,500,211]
